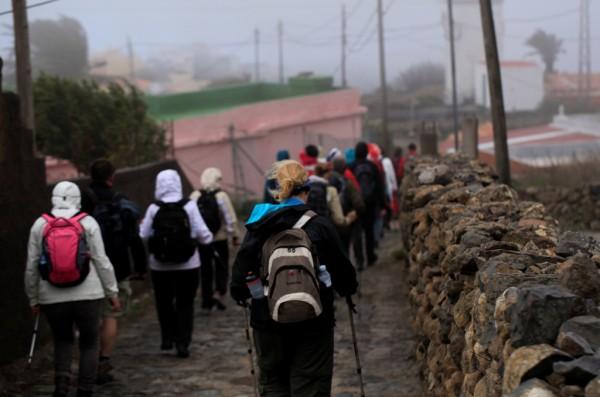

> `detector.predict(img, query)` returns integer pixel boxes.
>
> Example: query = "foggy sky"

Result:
[1,0,598,91]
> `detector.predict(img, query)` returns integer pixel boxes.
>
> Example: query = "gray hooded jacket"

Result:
[24,181,119,306]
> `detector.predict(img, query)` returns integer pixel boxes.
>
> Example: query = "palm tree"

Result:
[525,30,564,75]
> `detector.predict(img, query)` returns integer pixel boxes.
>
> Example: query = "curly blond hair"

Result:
[268,160,308,202]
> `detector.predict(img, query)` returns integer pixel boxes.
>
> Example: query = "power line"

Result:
[506,8,579,23]
[0,0,60,17]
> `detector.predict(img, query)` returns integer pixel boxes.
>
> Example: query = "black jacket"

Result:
[82,182,147,281]
[350,159,387,208]
[231,204,358,331]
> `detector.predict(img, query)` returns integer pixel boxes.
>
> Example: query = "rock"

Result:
[585,376,600,397]
[557,316,600,355]
[553,355,600,386]
[507,285,586,348]
[556,331,595,357]
[503,344,572,394]
[418,165,451,185]
[506,379,559,397]
[557,232,599,258]
[558,254,600,300]
[561,385,585,396]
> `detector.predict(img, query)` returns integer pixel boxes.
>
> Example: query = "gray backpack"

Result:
[261,211,323,323]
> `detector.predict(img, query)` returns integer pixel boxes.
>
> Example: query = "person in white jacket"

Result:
[24,181,120,397]
[139,169,213,358]
[190,167,239,313]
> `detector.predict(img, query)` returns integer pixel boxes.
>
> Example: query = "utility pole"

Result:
[278,21,284,84]
[254,28,261,82]
[447,0,459,152]
[377,0,391,149]
[578,0,591,102]
[341,4,348,87]
[12,0,35,145]
[480,0,511,185]
[127,36,136,82]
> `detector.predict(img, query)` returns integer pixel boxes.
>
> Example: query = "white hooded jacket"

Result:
[139,169,213,271]
[24,181,119,306]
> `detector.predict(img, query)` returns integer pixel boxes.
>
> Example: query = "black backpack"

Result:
[149,200,197,263]
[354,162,376,203]
[92,193,128,264]
[196,190,222,234]
[307,181,330,218]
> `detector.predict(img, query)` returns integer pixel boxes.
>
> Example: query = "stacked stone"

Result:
[400,155,600,397]
[523,185,600,231]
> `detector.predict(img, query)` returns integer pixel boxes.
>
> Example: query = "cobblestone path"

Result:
[8,233,422,397]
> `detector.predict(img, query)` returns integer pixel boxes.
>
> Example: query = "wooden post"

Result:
[341,4,347,88]
[377,0,390,150]
[277,21,284,84]
[462,116,479,159]
[12,0,35,147]
[479,0,511,185]
[447,0,460,152]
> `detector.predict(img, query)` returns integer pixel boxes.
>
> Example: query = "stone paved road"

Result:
[8,233,422,397]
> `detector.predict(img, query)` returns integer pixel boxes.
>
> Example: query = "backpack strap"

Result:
[293,211,317,230]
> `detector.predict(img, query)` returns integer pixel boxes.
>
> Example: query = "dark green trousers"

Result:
[254,327,334,397]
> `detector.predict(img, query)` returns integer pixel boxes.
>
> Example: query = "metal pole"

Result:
[479,0,511,185]
[447,0,460,152]
[278,21,284,84]
[243,306,259,397]
[341,4,348,88]
[27,313,40,366]
[254,28,260,82]
[346,297,365,397]
[12,0,35,147]
[127,36,136,82]
[377,0,390,149]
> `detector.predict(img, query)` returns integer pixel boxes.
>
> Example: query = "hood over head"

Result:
[51,181,81,218]
[155,169,183,201]
[201,167,222,192]
[345,148,356,164]
[276,150,290,161]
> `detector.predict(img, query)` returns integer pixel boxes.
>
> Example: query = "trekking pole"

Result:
[243,305,259,397]
[27,313,40,366]
[346,296,366,397]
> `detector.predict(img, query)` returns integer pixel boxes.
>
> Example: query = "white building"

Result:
[442,0,504,103]
[474,61,544,112]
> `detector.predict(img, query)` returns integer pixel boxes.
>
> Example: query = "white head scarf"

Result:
[200,168,222,192]
[155,169,183,202]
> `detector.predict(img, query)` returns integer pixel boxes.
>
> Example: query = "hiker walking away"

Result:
[330,156,365,269]
[190,167,240,314]
[139,170,213,358]
[407,142,418,159]
[299,144,320,177]
[351,141,386,266]
[307,163,357,227]
[380,149,399,231]
[81,159,147,384]
[25,182,120,397]
[231,160,358,397]
[264,150,290,204]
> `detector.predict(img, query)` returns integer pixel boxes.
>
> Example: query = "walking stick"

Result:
[27,313,40,366]
[243,305,259,397]
[346,296,366,397]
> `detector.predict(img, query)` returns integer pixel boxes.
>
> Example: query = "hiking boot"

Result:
[212,297,226,311]
[96,359,115,385]
[53,375,70,397]
[176,343,190,358]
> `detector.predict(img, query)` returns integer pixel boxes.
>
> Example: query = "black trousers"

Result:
[43,299,102,392]
[361,205,377,264]
[151,268,199,348]
[199,240,229,308]
[254,327,334,397]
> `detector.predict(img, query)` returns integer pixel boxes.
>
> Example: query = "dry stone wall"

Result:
[400,155,600,397]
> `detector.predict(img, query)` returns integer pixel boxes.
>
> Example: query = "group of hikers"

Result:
[23,140,417,397]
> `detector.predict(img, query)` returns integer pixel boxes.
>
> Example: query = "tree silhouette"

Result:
[30,16,89,78]
[525,30,564,75]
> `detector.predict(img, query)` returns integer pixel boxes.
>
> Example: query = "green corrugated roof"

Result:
[145,77,337,121]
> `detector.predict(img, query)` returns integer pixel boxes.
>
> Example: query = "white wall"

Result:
[475,63,544,112]
[443,0,504,104]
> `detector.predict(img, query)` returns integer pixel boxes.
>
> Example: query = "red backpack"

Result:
[39,213,91,288]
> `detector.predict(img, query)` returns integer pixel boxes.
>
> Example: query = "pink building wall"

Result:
[174,89,366,198]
